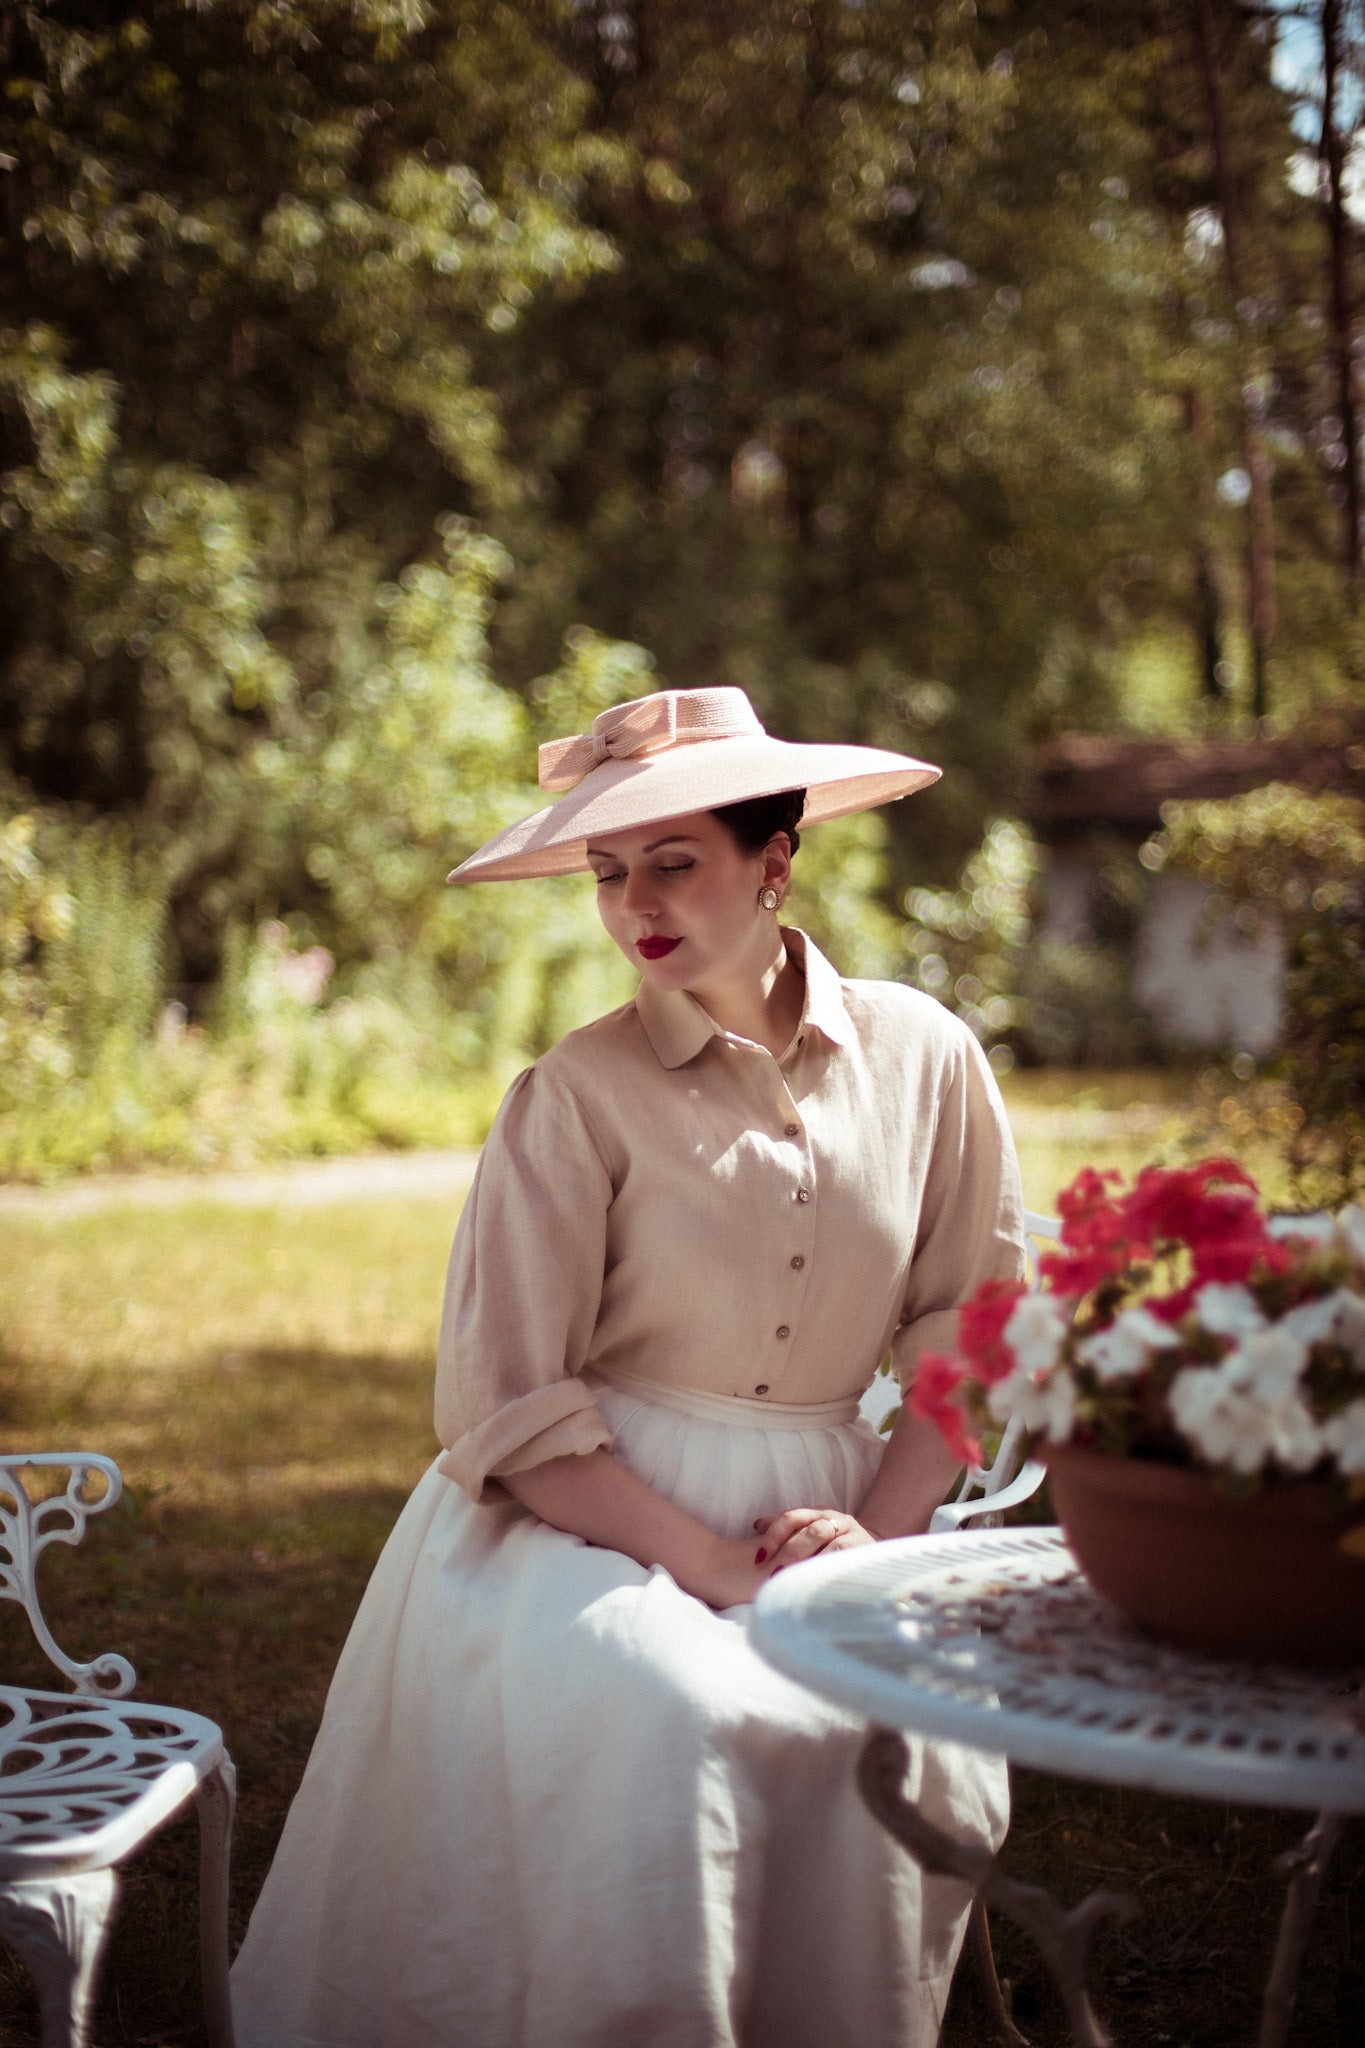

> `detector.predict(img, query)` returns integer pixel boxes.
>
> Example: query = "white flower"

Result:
[1335,1204,1365,1264]
[989,1295,1076,1443]
[1267,1212,1336,1246]
[987,1361,1077,1442]
[1333,1290,1365,1369]
[1169,1347,1323,1477]
[1321,1400,1365,1476]
[1193,1282,1266,1341]
[1002,1292,1070,1374]
[1224,1325,1310,1396]
[1266,1397,1327,1473]
[1279,1288,1358,1350]
[1076,1306,1181,1384]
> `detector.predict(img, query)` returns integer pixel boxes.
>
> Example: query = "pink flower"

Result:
[1121,1159,1287,1286]
[957,1278,1028,1383]
[909,1160,1365,1485]
[909,1353,981,1467]
[1041,1167,1137,1296]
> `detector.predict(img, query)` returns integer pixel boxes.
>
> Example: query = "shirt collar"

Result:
[634,927,855,1071]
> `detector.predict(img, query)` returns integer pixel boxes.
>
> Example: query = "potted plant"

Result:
[911,1160,1365,1666]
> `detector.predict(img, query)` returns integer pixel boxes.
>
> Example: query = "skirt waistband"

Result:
[587,1365,863,1431]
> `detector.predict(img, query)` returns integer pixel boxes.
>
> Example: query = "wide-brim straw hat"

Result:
[447,686,941,883]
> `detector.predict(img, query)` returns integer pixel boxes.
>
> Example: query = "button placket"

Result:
[746,1065,815,1400]
[759,1157,815,1397]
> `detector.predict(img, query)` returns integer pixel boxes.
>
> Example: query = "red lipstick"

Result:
[637,936,681,961]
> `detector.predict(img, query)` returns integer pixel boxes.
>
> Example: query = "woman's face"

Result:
[586,810,788,993]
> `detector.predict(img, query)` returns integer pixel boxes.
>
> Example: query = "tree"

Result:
[1192,0,1278,714]
[479,0,1203,884]
[1318,0,1364,584]
[3,0,1358,1006]
[0,0,615,976]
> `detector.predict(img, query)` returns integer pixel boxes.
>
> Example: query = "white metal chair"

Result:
[0,1454,236,2048]
[858,1208,1058,1529]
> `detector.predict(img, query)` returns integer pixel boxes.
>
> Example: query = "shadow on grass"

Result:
[943,1771,1364,2048]
[0,1481,410,2048]
[0,1348,1360,2047]
[0,1331,436,2047]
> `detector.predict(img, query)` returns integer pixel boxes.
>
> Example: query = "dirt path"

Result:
[0,1147,482,1217]
[0,1098,1182,1220]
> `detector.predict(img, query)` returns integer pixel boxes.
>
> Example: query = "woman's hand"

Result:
[696,1536,779,1611]
[752,1506,880,1575]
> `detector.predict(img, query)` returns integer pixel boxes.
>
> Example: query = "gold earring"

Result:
[759,886,780,911]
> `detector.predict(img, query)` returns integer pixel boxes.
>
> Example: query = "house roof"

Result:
[1025,728,1365,837]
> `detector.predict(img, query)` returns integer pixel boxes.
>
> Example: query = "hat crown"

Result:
[538,687,765,793]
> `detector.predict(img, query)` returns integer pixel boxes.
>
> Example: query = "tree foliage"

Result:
[487,0,1208,876]
[0,0,616,979]
[1,1,1363,1169]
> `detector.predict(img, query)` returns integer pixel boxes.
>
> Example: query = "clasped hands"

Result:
[704,1505,882,1610]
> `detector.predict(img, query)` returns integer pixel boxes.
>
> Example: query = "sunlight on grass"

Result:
[0,1084,1338,2043]
[0,1199,456,1376]
[0,1195,467,2042]
[1000,1066,1297,1217]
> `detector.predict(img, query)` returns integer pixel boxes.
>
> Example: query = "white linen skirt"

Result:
[230,1375,1008,2048]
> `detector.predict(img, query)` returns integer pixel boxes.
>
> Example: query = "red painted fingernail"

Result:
[755,1549,768,1564]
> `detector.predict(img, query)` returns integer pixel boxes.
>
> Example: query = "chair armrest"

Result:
[928,1459,1048,1534]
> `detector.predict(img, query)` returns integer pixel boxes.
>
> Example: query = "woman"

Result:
[232,685,1026,2048]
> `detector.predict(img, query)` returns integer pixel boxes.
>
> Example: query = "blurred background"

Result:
[4,10,1365,2042]
[1,0,1363,1201]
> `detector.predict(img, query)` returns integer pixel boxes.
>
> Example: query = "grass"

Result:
[999,1065,1300,1224]
[0,1197,453,2047]
[0,1092,1356,2045]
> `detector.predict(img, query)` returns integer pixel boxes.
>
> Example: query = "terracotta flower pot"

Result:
[1045,1443,1365,1668]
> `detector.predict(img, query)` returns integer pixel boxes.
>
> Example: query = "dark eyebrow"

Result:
[585,835,700,860]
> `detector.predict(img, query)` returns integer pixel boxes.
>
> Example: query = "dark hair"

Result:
[710,787,806,857]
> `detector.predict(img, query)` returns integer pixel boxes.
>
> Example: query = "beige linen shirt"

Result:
[435,930,1026,1503]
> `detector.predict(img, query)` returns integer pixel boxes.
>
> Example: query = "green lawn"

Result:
[0,1098,1355,2045]
[1001,1065,1299,1219]
[0,1196,452,2047]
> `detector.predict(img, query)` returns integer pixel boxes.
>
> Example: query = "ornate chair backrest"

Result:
[0,1455,136,1697]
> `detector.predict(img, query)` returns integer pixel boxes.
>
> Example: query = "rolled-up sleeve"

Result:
[435,1064,616,1502]
[890,1023,1027,1389]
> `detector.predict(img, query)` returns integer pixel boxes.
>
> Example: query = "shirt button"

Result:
[754,1384,769,1396]
[796,1188,811,1203]
[790,1255,805,1270]
[775,1324,790,1339]
[784,1122,800,1138]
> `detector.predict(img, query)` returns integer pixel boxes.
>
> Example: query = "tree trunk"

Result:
[1319,0,1361,586]
[1192,0,1276,717]
[1185,385,1229,701]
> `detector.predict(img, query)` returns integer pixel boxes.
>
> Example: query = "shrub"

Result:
[901,818,1040,1064]
[0,626,926,1178]
[1153,783,1365,1207]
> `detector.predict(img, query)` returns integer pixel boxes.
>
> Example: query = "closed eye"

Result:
[593,861,694,886]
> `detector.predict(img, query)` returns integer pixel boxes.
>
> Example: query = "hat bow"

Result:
[537,688,765,793]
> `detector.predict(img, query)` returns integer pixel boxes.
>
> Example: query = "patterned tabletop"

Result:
[750,1527,1365,1813]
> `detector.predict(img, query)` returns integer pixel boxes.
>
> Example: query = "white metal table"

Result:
[750,1527,1365,2048]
